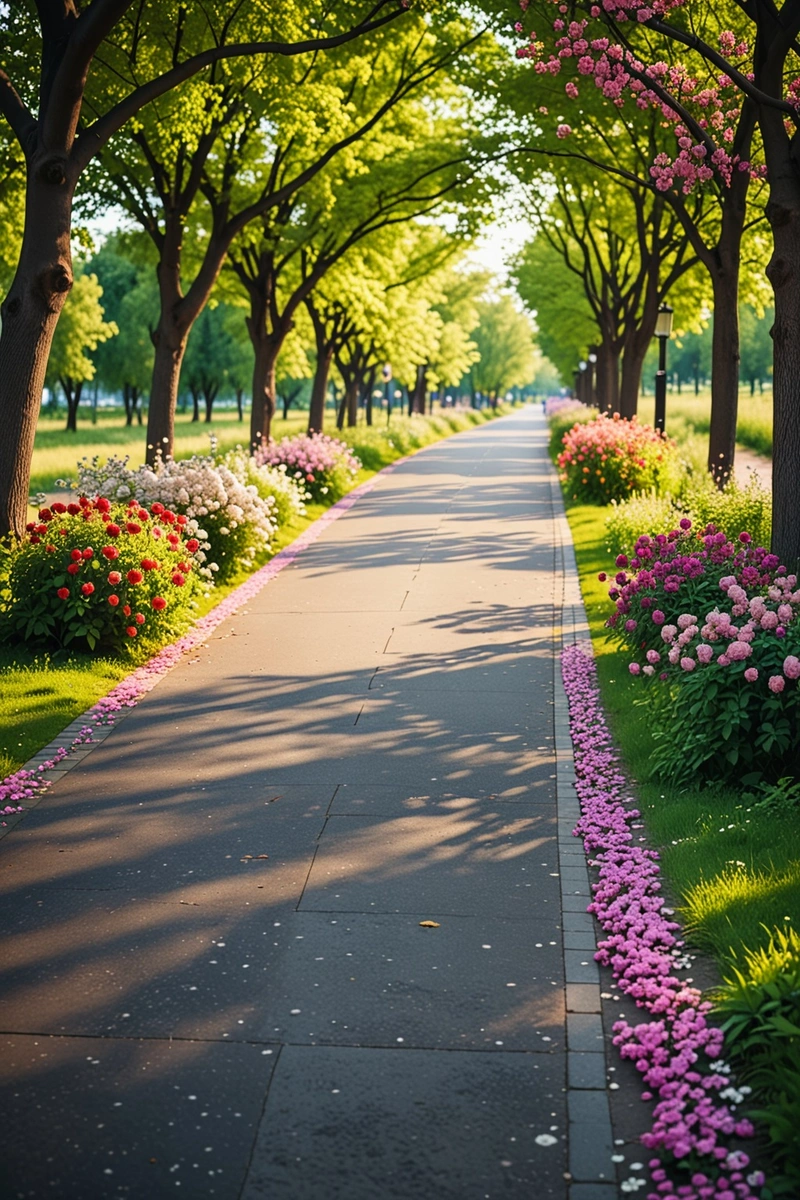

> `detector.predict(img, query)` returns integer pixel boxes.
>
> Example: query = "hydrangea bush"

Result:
[256,432,361,504]
[557,413,681,504]
[0,497,202,654]
[73,453,278,582]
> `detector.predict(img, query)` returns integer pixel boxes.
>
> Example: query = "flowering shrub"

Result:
[0,497,202,654]
[558,414,681,504]
[604,519,800,781]
[220,447,307,529]
[562,644,761,1200]
[546,399,596,458]
[256,432,361,504]
[73,453,278,582]
[606,478,772,559]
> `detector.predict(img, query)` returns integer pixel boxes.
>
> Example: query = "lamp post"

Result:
[588,348,598,406]
[573,368,581,400]
[578,359,588,405]
[654,302,674,434]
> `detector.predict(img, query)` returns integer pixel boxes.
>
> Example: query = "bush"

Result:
[546,400,595,458]
[220,448,307,528]
[713,926,800,1195]
[604,521,800,781]
[606,477,772,559]
[256,432,361,504]
[73,453,278,582]
[556,413,680,504]
[0,496,202,654]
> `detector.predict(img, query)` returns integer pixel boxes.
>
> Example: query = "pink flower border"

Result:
[562,642,764,1200]
[1,464,403,824]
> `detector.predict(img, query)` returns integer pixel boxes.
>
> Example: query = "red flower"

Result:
[126,522,142,535]
[59,529,68,536]
[177,561,191,573]
[81,582,95,596]
[107,570,122,585]
[34,524,48,535]
[51,502,67,514]
[38,508,53,521]
[81,547,93,559]
[79,496,91,508]
[126,569,143,584]
[67,563,80,575]
[46,544,56,553]
[108,594,120,607]
[30,535,41,545]
[150,502,165,515]
[171,572,186,587]
[126,626,137,637]
[137,508,149,521]
[67,503,81,515]
[186,538,199,552]
[25,522,36,532]
[162,510,176,524]
[105,523,121,538]
[95,497,111,512]
[70,549,83,562]
[140,558,158,571]
[102,546,119,560]
[134,612,145,625]
[151,596,166,611]
[123,604,131,616]
[176,514,187,526]
[167,533,179,547]
[57,587,69,600]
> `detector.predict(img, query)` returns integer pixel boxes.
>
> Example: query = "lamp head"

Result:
[655,302,674,339]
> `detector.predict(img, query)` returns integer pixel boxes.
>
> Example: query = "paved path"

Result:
[0,410,620,1200]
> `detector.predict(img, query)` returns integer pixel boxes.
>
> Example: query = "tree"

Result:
[671,323,713,394]
[470,296,537,402]
[509,0,800,561]
[46,272,117,431]
[0,1,413,537]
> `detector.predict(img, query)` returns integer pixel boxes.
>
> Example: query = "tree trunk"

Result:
[236,388,244,422]
[308,347,333,434]
[767,202,800,565]
[190,385,200,423]
[336,387,347,430]
[619,321,656,421]
[0,169,76,537]
[595,341,620,415]
[707,262,742,486]
[63,377,83,431]
[204,385,217,423]
[411,364,427,414]
[247,288,282,451]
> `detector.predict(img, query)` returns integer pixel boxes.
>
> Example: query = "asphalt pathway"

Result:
[0,409,618,1200]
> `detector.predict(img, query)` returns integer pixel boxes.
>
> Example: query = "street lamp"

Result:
[654,302,674,434]
[578,359,588,406]
[588,348,598,407]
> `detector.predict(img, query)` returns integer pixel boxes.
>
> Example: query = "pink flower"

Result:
[680,657,695,671]
[646,650,661,665]
[643,665,655,676]
[783,655,800,679]
[760,611,779,630]
[744,667,759,683]
[629,662,641,675]
[696,644,713,664]
[727,641,752,661]
[661,625,677,643]
[652,610,665,625]
[768,674,785,693]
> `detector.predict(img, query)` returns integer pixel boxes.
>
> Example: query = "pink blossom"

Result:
[768,674,785,693]
[629,662,641,675]
[696,644,713,664]
[652,610,666,625]
[726,641,752,662]
[744,667,759,683]
[680,657,695,671]
[783,655,800,679]
[646,650,661,664]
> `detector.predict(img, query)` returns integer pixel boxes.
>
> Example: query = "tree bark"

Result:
[190,384,200,423]
[308,347,333,434]
[236,388,244,422]
[595,340,620,415]
[204,384,218,423]
[62,377,83,432]
[707,263,741,486]
[0,169,75,536]
[411,364,427,414]
[346,380,359,427]
[767,200,800,565]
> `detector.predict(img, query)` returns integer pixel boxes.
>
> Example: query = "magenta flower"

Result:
[744,667,759,683]
[652,610,665,625]
[629,662,641,675]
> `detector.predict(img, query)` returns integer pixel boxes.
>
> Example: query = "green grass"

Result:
[656,385,773,459]
[5,404,513,778]
[566,501,800,965]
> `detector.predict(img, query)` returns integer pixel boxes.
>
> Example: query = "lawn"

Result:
[566,501,800,966]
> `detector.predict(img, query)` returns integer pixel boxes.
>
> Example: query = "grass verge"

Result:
[566,501,800,965]
[4,405,512,778]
